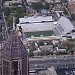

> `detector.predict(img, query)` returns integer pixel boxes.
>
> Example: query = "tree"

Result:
[4,8,10,16]
[4,7,27,24]
[63,8,68,15]
[15,12,27,24]
[41,0,45,2]
[70,50,74,55]
[7,16,13,30]
[41,50,50,56]
[31,2,44,11]
[0,32,3,42]
[71,14,75,21]
[28,51,34,57]
[44,3,49,10]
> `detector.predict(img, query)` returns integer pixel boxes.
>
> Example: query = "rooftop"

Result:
[19,16,53,24]
[53,16,75,35]
[0,30,27,60]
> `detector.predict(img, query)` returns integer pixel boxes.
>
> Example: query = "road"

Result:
[29,55,75,70]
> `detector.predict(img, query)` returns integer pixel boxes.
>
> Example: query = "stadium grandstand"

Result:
[53,16,75,36]
[17,16,75,38]
[18,16,54,38]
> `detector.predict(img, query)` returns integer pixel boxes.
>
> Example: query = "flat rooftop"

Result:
[19,16,53,24]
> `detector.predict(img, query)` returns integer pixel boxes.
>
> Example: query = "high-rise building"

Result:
[0,29,28,75]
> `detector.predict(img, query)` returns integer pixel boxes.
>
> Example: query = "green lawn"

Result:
[25,30,54,38]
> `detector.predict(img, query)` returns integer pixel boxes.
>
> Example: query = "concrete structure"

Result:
[26,36,60,41]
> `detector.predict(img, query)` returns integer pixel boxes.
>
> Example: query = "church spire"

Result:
[13,16,15,30]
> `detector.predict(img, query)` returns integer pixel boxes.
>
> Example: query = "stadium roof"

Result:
[20,22,54,32]
[53,16,75,35]
[58,16,75,33]
[19,16,53,24]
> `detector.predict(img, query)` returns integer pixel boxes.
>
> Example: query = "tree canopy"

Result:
[7,16,13,30]
[71,14,75,21]
[31,2,44,11]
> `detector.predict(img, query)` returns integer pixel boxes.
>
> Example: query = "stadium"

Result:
[17,16,75,38]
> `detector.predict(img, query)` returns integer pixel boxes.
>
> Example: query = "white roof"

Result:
[58,16,75,33]
[53,16,75,36]
[26,0,40,3]
[19,16,53,23]
[20,22,54,32]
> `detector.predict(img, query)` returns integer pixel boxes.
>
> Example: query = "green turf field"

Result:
[25,30,54,38]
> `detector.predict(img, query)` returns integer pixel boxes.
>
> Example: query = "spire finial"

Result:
[13,16,15,30]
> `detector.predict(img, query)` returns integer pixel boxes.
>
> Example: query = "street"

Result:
[29,55,75,70]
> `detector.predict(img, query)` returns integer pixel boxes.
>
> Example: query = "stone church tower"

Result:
[0,29,29,75]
